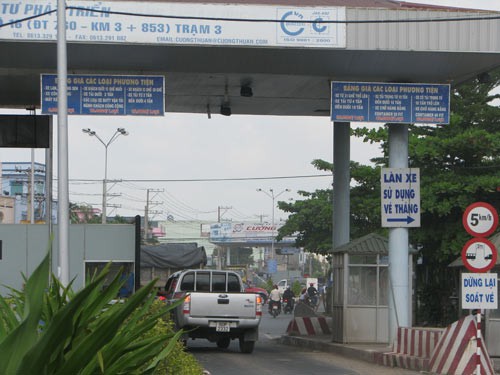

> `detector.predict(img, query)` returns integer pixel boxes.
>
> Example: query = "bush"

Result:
[265,277,274,293]
[144,300,204,375]
[292,280,302,296]
[0,253,198,374]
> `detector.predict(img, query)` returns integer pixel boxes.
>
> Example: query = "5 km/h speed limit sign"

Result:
[463,202,498,237]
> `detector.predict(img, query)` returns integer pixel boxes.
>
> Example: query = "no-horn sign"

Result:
[461,238,498,273]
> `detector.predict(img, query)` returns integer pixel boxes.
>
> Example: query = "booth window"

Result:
[347,254,388,306]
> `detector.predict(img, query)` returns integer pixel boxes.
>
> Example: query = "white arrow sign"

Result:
[381,168,421,228]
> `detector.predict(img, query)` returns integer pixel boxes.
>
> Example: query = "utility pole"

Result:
[256,188,290,260]
[217,206,232,268]
[218,205,232,222]
[15,165,44,223]
[144,188,163,241]
[256,214,268,223]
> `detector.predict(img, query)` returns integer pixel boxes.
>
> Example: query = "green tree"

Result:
[70,203,133,225]
[278,69,500,324]
[277,186,332,255]
[70,203,101,224]
[277,160,383,255]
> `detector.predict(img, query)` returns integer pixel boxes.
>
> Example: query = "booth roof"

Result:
[331,233,388,254]
[331,232,418,255]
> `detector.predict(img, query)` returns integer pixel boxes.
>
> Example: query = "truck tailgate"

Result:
[189,292,257,319]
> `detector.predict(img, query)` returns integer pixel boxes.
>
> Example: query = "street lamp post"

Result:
[256,188,290,260]
[82,127,128,223]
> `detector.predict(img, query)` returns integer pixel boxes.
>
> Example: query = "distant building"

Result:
[0,161,56,223]
[157,220,216,264]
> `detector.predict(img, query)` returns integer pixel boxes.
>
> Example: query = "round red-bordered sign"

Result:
[462,202,498,237]
[461,237,498,273]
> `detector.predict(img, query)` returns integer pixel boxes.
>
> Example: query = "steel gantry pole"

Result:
[57,0,69,286]
[82,128,128,224]
[388,123,411,340]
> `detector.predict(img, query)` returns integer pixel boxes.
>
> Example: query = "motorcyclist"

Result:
[307,282,319,308]
[282,286,295,311]
[268,284,281,313]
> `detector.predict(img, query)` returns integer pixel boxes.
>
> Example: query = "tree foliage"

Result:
[277,69,500,324]
[279,69,500,259]
[277,188,332,255]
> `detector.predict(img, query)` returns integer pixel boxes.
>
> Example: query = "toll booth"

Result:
[449,231,500,357]
[331,233,414,344]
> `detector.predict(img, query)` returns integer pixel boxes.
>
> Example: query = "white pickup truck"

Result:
[164,269,262,353]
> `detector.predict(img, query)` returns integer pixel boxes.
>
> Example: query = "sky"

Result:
[1,0,499,225]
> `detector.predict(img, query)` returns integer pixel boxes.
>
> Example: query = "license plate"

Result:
[273,305,278,309]
[216,322,230,332]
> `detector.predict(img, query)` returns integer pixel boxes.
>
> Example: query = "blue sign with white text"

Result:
[331,82,450,124]
[41,74,164,116]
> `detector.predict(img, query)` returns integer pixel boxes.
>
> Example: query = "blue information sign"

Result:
[41,74,164,116]
[267,259,278,274]
[331,82,450,124]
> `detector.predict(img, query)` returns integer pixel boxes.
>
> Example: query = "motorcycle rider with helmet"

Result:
[307,282,319,309]
[282,285,295,313]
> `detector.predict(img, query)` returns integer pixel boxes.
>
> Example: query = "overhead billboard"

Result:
[41,74,164,116]
[331,82,450,124]
[0,1,346,49]
[209,222,296,245]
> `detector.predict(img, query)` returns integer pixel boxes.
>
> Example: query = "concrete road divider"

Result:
[286,316,332,336]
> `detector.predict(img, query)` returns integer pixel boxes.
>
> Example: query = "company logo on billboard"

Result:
[232,223,277,233]
[233,223,244,232]
[245,224,276,232]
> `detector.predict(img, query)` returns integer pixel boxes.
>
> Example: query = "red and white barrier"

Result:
[394,326,442,358]
[428,315,495,375]
[377,327,443,371]
[286,317,331,336]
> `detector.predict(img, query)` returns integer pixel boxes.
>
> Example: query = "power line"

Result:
[66,6,500,24]
[68,174,332,183]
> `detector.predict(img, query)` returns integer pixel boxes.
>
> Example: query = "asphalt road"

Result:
[188,308,419,375]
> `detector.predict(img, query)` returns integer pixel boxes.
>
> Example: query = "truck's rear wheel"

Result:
[238,337,255,354]
[216,337,230,349]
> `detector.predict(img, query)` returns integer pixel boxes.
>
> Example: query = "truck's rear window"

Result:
[196,272,210,291]
[178,271,242,292]
[228,274,240,292]
[212,273,226,292]
[180,273,194,291]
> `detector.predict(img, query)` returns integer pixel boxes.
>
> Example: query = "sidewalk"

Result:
[279,333,392,366]
[279,333,500,375]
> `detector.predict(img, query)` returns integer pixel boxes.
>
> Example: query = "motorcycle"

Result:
[306,293,319,311]
[269,300,281,318]
[283,298,294,314]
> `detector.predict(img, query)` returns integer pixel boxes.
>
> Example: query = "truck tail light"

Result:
[173,292,185,300]
[182,294,191,315]
[256,295,262,316]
